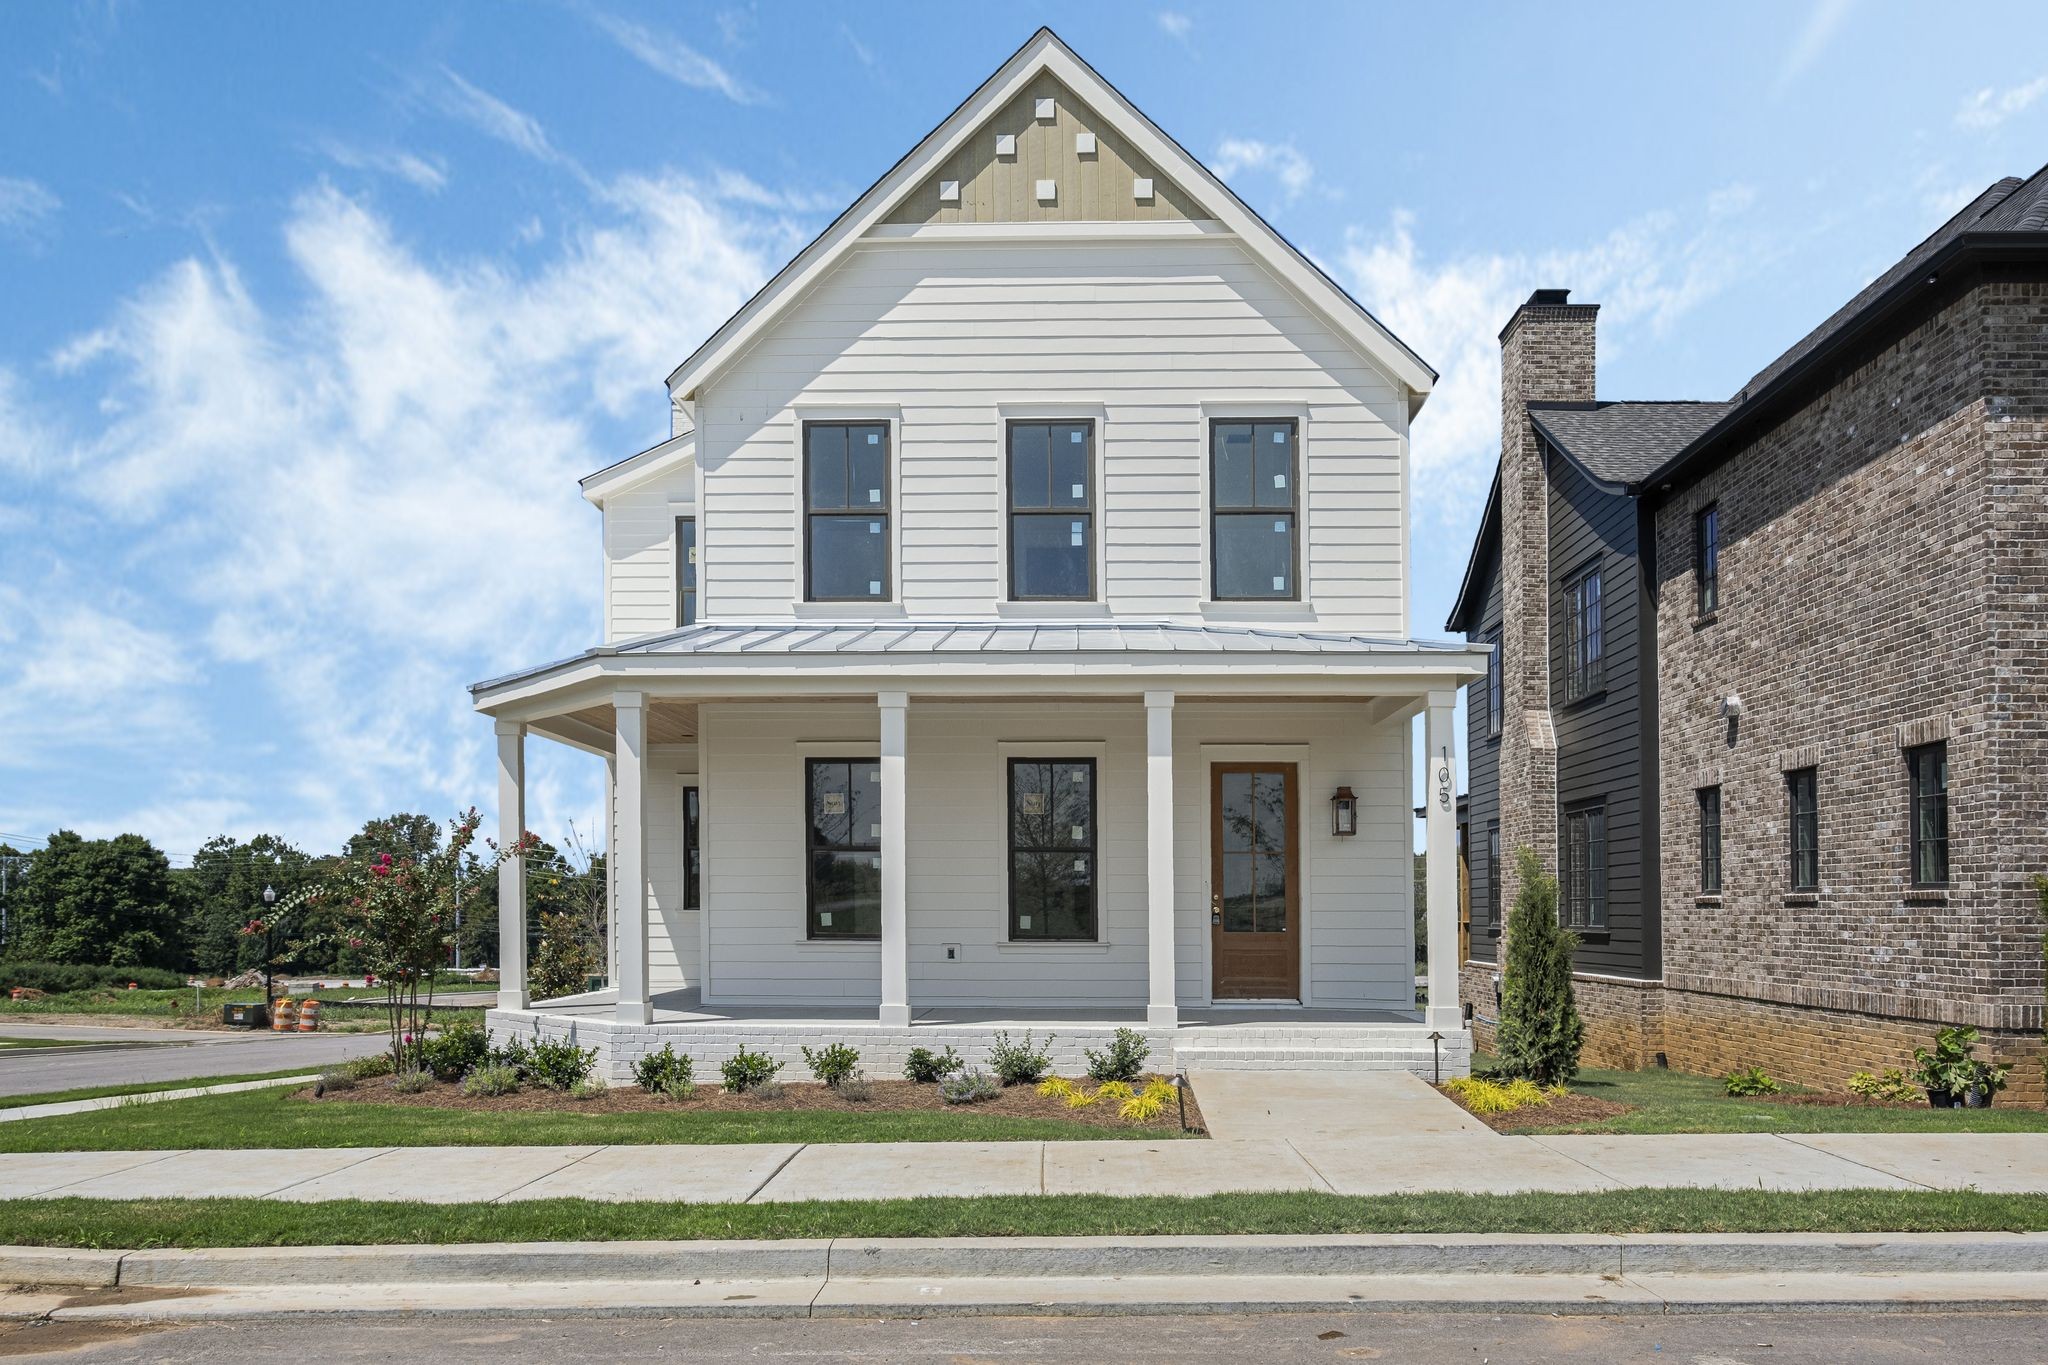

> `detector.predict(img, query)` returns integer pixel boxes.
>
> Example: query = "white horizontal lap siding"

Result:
[603,472,691,642]
[645,748,698,992]
[698,240,1407,630]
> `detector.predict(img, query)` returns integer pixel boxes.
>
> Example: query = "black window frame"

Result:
[1694,503,1720,617]
[802,420,892,603]
[1563,560,1605,703]
[1908,742,1949,888]
[1004,419,1097,602]
[1485,626,1503,738]
[1207,416,1301,602]
[1698,785,1722,894]
[804,757,882,940]
[1561,802,1607,930]
[1787,766,1820,893]
[682,783,701,911]
[1485,820,1501,938]
[1005,757,1099,942]
[675,515,698,628]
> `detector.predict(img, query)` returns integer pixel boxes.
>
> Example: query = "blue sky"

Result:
[4,0,2047,863]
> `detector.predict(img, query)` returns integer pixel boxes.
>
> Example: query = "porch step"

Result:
[1171,1043,1445,1072]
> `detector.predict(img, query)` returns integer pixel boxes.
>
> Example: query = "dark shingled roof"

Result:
[1527,401,1737,490]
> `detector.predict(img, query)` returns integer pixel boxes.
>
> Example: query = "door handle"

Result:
[1210,889,1222,926]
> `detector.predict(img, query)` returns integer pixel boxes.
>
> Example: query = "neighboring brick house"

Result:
[1450,169,2048,1099]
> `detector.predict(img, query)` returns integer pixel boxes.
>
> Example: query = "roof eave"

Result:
[1444,468,1502,634]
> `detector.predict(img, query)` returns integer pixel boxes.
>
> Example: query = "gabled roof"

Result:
[1444,468,1500,634]
[660,27,1435,412]
[580,429,695,505]
[1528,401,1736,492]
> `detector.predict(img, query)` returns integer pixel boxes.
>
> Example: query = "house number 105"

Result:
[1435,746,1453,812]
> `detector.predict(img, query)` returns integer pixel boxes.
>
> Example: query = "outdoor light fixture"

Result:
[1330,786,1357,836]
[262,884,277,907]
[1720,693,1745,720]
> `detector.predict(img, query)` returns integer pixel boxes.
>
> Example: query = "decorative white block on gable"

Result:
[1132,177,1154,201]
[1075,131,1097,155]
[1036,179,1056,202]
[939,180,960,202]
[1035,96,1055,120]
[995,133,1016,157]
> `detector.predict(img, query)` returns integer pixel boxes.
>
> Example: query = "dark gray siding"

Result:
[1461,539,1504,964]
[1546,448,1654,979]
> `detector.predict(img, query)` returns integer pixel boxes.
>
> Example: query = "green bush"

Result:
[461,1062,520,1097]
[632,1043,694,1095]
[390,1068,433,1094]
[314,1070,355,1094]
[903,1045,963,1083]
[1083,1028,1149,1083]
[524,1036,597,1092]
[1723,1066,1781,1097]
[1913,1025,2010,1101]
[419,1019,490,1081]
[1493,847,1586,1087]
[801,1042,862,1088]
[0,962,187,993]
[986,1029,1053,1086]
[836,1069,873,1102]
[721,1046,782,1093]
[939,1068,999,1105]
[341,1052,395,1082]
[528,911,599,1002]
[487,1035,531,1076]
[1847,1068,1918,1103]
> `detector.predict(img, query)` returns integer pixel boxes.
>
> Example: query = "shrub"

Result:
[1724,1066,1781,1097]
[314,1070,355,1094]
[903,1045,963,1084]
[1443,1075,1555,1116]
[1095,1079,1135,1101]
[488,1035,531,1076]
[529,910,600,1002]
[1848,1068,1918,1104]
[1063,1085,1099,1108]
[1036,1076,1077,1100]
[657,1073,697,1103]
[801,1042,862,1088]
[986,1029,1053,1086]
[0,962,187,993]
[1119,1084,1171,1122]
[1493,847,1586,1087]
[461,1062,520,1097]
[940,1068,998,1105]
[750,1081,789,1102]
[570,1075,608,1100]
[390,1067,433,1094]
[836,1069,873,1102]
[341,1052,396,1081]
[419,1018,490,1081]
[721,1046,782,1093]
[1913,1025,2010,1100]
[633,1043,694,1095]
[1083,1028,1149,1083]
[525,1036,597,1092]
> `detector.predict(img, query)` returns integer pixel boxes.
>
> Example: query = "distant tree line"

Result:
[0,816,604,978]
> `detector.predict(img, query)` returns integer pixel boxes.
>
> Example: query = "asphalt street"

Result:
[0,1026,386,1099]
[0,1310,2041,1363]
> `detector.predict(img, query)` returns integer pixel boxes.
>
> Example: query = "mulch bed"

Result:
[296,1075,1203,1133]
[1435,1086,1633,1132]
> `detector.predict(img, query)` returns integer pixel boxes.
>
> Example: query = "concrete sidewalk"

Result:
[3,1130,2046,1203]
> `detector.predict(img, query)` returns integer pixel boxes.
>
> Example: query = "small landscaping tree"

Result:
[1493,847,1585,1087]
[529,910,598,1000]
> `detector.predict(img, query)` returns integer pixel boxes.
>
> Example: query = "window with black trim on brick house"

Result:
[1562,803,1606,929]
[1695,502,1719,616]
[1564,562,1604,702]
[1787,766,1819,892]
[1698,785,1722,893]
[1908,742,1948,887]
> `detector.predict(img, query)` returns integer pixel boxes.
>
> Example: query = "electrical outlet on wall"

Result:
[942,943,961,962]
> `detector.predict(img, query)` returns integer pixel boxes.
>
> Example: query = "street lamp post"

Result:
[260,884,279,1004]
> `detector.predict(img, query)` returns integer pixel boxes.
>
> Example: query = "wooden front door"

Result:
[1210,763,1300,1000]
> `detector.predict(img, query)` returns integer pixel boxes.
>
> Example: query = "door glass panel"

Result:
[1254,853,1288,932]
[1220,853,1255,932]
[1219,771,1254,851]
[1251,771,1288,851]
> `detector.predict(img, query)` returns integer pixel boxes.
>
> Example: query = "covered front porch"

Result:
[471,622,1485,1078]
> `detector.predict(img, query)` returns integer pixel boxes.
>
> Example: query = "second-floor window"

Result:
[1908,742,1948,887]
[1695,503,1720,617]
[1485,820,1501,936]
[1787,766,1819,892]
[1210,418,1298,600]
[1698,785,1722,893]
[804,421,890,601]
[1564,561,1604,702]
[675,516,697,627]
[1007,421,1094,600]
[1562,802,1607,930]
[1485,627,1503,737]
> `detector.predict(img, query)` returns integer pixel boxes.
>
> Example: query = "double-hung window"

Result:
[1007,421,1094,600]
[1908,742,1948,887]
[1695,503,1720,617]
[1485,820,1501,937]
[1485,627,1503,737]
[1698,785,1722,894]
[1562,803,1607,930]
[804,422,890,601]
[1210,418,1298,600]
[675,516,697,627]
[1007,758,1097,940]
[805,758,881,938]
[1787,766,1819,892]
[1564,562,1605,702]
[682,784,701,911]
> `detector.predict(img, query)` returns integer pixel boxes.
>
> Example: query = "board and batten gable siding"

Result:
[1461,536,1504,963]
[693,698,1413,1010]
[1544,449,1653,981]
[691,237,1411,632]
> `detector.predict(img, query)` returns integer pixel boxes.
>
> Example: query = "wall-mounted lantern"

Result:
[1330,786,1358,837]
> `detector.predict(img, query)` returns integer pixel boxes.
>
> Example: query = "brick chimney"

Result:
[1495,289,1598,910]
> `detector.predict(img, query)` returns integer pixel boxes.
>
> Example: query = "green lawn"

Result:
[0,1065,336,1111]
[0,1083,1191,1150]
[1485,1059,2048,1135]
[0,1037,87,1050]
[1,1188,2042,1249]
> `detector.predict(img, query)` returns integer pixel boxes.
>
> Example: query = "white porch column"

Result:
[603,752,618,986]
[1423,688,1464,1030]
[878,691,910,1027]
[613,692,651,1025]
[493,720,528,1010]
[1144,690,1177,1028]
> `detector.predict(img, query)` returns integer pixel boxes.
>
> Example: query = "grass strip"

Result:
[1,1188,2043,1249]
[0,1083,1186,1148]
[0,1067,338,1111]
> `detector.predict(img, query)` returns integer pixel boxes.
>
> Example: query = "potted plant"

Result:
[1913,1026,2009,1109]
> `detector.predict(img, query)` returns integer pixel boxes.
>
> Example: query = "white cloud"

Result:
[0,176,60,234]
[1956,73,2048,130]
[590,9,768,105]
[1212,138,1314,201]
[1157,11,1192,42]
[1777,0,1856,93]
[437,68,570,170]
[315,139,448,192]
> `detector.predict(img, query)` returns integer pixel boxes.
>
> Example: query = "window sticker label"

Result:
[1018,914,1032,929]
[1272,576,1286,591]
[868,489,881,503]
[868,580,882,595]
[866,432,880,444]
[1070,483,1084,499]
[687,547,697,563]
[821,792,846,815]
[1069,430,1083,443]
[868,823,881,840]
[1071,824,1087,841]
[867,770,880,782]
[1021,792,1046,814]
[1070,769,1085,782]
[1074,857,1088,873]
[869,521,881,533]
[1273,473,1287,488]
[1273,429,1287,443]
[819,911,832,925]
[1070,522,1084,546]
[1274,520,1287,533]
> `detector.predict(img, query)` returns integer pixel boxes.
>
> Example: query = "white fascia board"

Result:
[862,219,1229,243]
[661,28,1436,409]
[579,430,696,506]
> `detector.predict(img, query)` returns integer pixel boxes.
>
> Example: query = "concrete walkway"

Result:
[3,1130,2046,1203]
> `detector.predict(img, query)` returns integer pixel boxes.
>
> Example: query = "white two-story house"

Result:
[473,29,1485,1079]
